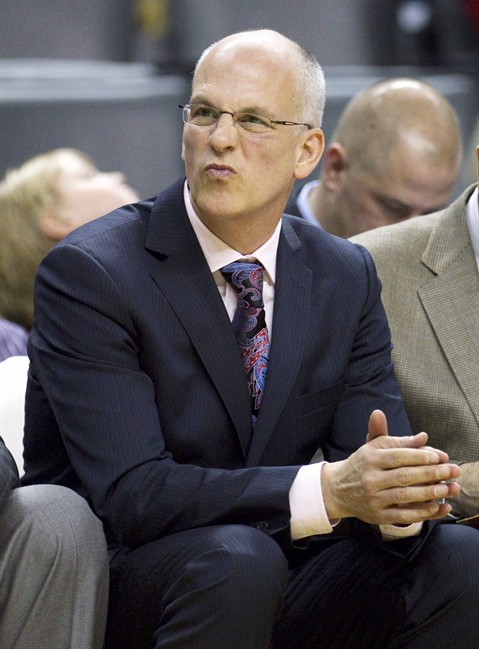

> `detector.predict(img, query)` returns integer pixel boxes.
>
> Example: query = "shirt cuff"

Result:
[289,462,337,540]
[379,522,423,541]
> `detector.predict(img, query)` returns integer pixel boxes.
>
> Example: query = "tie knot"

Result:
[221,261,264,309]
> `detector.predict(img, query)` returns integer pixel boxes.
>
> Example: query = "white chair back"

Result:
[0,355,29,474]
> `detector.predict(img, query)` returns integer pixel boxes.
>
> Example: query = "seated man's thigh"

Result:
[107,524,288,649]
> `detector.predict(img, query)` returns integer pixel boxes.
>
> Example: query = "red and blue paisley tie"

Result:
[221,261,270,424]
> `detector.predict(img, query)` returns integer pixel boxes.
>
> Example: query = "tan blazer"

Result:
[352,186,479,515]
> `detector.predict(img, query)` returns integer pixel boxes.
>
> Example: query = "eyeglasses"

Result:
[179,103,312,135]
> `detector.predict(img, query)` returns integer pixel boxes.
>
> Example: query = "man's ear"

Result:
[294,128,325,180]
[321,143,348,190]
[39,207,71,241]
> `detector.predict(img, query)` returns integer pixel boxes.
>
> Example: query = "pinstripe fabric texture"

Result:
[352,186,479,514]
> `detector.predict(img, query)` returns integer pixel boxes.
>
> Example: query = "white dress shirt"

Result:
[295,180,321,227]
[183,181,421,541]
[466,187,479,272]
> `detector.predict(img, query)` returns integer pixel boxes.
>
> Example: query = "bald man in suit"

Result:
[22,30,479,649]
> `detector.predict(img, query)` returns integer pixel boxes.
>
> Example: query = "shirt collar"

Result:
[183,180,280,284]
[466,187,479,272]
[296,179,322,227]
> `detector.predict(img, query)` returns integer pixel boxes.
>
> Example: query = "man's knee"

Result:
[181,525,288,636]
[107,524,288,648]
[202,524,289,595]
[160,524,288,603]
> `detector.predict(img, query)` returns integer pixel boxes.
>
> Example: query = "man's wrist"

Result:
[289,463,337,540]
[320,460,346,521]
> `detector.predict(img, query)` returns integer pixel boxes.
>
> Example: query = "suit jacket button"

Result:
[257,521,269,531]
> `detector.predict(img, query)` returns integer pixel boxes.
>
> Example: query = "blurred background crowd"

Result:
[1,0,478,200]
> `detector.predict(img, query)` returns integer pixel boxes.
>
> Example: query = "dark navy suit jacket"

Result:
[22,178,415,552]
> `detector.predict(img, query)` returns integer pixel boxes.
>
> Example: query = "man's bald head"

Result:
[194,29,326,129]
[312,78,462,238]
[332,78,461,177]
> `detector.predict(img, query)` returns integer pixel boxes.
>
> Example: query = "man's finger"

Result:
[366,409,388,443]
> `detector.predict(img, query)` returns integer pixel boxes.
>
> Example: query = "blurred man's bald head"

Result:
[311,78,462,238]
[333,78,461,177]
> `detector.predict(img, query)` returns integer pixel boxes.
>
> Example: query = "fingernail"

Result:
[437,465,449,479]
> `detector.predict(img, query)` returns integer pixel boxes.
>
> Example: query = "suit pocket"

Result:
[293,378,345,421]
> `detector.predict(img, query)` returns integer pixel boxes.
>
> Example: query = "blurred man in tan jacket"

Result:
[352,145,479,518]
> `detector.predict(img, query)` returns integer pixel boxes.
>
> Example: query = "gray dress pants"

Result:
[0,484,109,649]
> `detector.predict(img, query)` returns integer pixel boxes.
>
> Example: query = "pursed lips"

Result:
[205,163,236,177]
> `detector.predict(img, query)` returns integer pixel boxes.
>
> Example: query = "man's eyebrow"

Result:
[189,95,211,106]
[189,96,271,116]
[373,192,410,212]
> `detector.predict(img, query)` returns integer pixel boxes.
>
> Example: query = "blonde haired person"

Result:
[0,148,138,329]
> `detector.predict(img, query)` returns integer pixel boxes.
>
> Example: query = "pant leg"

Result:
[0,484,109,649]
[273,535,407,649]
[390,524,479,649]
[106,524,289,649]
[273,524,479,649]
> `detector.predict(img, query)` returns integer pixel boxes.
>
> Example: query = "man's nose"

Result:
[208,114,239,149]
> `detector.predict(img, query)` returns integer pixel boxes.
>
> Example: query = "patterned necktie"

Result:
[221,261,270,424]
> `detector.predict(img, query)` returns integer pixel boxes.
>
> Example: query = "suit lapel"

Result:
[145,181,253,455]
[419,193,479,428]
[246,219,312,466]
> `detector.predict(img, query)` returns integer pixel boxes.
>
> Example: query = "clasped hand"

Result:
[321,410,460,525]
